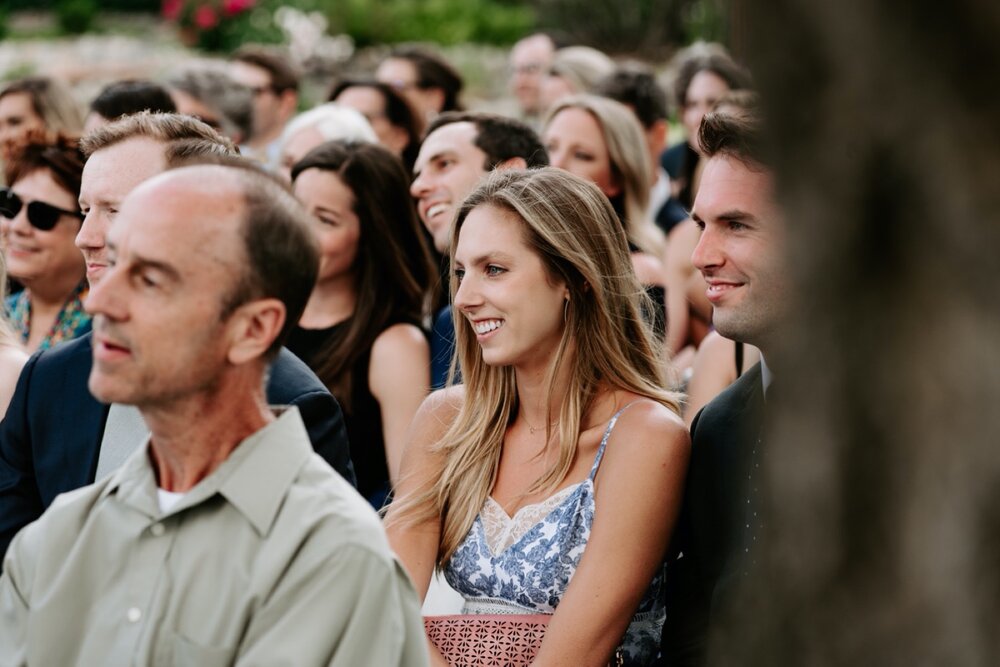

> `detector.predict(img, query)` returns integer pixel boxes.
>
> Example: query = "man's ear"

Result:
[494,156,528,171]
[226,298,286,365]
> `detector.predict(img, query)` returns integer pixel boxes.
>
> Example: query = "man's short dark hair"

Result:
[89,80,177,121]
[424,111,549,170]
[231,46,301,93]
[180,162,317,359]
[596,65,667,130]
[698,106,766,170]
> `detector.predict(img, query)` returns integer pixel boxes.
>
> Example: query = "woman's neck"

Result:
[298,276,356,329]
[514,353,574,429]
[21,269,82,308]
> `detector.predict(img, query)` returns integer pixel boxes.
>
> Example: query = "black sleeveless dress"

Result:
[286,322,392,509]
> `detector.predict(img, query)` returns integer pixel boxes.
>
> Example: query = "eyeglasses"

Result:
[0,187,84,231]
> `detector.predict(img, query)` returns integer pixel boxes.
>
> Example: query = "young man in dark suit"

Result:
[0,113,355,562]
[658,106,788,665]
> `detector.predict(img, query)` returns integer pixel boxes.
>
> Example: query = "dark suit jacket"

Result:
[0,333,356,560]
[658,362,765,667]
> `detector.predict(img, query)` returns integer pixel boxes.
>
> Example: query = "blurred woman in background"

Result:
[1,137,89,352]
[543,94,668,340]
[329,78,421,172]
[0,77,84,167]
[289,140,436,508]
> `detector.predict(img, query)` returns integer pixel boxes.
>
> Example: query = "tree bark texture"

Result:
[713,1,1000,665]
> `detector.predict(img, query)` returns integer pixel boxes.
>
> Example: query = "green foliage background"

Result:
[1,0,729,54]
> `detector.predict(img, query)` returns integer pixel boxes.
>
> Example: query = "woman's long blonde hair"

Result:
[545,94,667,257]
[390,168,681,567]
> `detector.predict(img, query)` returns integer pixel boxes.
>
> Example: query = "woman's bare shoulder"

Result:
[603,393,689,460]
[411,385,466,437]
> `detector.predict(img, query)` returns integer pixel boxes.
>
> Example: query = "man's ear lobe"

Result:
[227,299,286,365]
[495,157,528,171]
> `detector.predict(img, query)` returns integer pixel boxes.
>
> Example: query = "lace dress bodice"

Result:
[443,404,666,665]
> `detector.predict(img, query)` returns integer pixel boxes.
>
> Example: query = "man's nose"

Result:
[691,225,722,273]
[410,171,430,199]
[84,261,124,318]
[75,211,104,251]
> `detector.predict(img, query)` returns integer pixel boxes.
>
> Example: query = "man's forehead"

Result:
[415,122,480,168]
[86,138,167,180]
[426,122,478,153]
[114,175,243,257]
[696,156,775,210]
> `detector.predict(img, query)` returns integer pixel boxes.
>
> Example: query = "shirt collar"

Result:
[102,407,313,535]
[760,354,773,398]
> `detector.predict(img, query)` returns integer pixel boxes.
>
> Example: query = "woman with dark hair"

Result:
[662,46,752,211]
[376,45,464,126]
[289,140,436,508]
[1,136,89,352]
[329,78,421,171]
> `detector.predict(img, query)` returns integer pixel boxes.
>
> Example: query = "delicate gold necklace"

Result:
[522,414,558,435]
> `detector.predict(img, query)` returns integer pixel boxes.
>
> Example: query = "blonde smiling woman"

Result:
[386,168,690,667]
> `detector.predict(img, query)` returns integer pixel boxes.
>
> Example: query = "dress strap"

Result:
[588,401,640,480]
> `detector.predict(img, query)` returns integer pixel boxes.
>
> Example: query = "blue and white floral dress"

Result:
[444,404,665,666]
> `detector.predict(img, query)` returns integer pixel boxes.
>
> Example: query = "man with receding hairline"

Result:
[0,164,427,665]
[0,113,354,563]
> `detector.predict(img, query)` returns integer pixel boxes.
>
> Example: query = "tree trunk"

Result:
[713,0,1000,664]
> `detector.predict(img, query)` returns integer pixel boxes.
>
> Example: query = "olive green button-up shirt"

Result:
[0,408,429,667]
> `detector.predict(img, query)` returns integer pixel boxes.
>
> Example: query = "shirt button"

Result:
[150,523,165,537]
[127,607,142,623]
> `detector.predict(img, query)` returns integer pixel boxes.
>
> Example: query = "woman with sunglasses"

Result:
[1,137,89,352]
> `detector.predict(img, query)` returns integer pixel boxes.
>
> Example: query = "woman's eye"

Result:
[454,268,465,282]
[485,265,505,277]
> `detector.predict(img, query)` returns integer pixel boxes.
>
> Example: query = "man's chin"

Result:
[88,375,134,406]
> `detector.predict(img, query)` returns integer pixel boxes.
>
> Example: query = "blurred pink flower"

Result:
[222,0,256,17]
[194,5,219,29]
[161,0,183,21]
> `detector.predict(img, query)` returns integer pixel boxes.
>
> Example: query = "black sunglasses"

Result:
[0,187,84,231]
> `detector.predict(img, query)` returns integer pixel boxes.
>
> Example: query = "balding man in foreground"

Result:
[0,165,427,666]
[0,113,355,563]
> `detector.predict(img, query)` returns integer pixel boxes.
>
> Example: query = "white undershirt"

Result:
[156,489,185,513]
